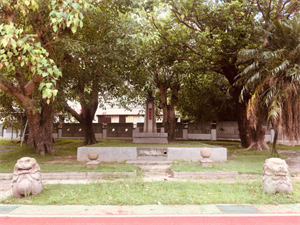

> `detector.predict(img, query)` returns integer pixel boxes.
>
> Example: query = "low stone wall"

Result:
[168,148,227,162]
[77,147,227,162]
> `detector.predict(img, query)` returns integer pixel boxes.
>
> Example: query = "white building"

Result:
[95,106,145,124]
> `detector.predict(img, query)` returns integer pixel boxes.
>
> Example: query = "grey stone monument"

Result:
[133,91,168,144]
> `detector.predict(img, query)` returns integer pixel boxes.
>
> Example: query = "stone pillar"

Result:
[58,128,62,138]
[211,123,217,141]
[143,92,157,133]
[103,126,107,139]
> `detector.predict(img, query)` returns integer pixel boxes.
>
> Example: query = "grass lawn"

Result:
[172,156,271,174]
[2,180,300,205]
[0,139,138,173]
[90,139,215,148]
[173,141,300,175]
[0,139,299,174]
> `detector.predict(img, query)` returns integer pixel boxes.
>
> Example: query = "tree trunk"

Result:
[82,109,97,146]
[64,90,98,146]
[26,101,56,155]
[166,106,177,142]
[223,63,269,151]
[233,87,270,150]
[158,82,179,142]
[271,121,279,156]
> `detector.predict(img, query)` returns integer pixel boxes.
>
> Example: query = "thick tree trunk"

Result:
[223,64,269,151]
[271,121,279,156]
[64,89,98,146]
[166,106,177,142]
[82,110,97,146]
[233,87,270,150]
[158,82,179,142]
[26,101,56,155]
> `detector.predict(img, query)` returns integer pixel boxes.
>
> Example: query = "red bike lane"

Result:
[1,215,299,225]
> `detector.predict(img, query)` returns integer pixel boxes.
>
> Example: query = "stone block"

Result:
[200,158,213,167]
[86,161,100,169]
[133,133,168,144]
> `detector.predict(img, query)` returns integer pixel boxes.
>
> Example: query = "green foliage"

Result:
[237,17,300,146]
[177,72,236,122]
[0,0,89,101]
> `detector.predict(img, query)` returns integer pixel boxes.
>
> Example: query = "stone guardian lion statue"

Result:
[11,157,43,198]
[262,158,293,194]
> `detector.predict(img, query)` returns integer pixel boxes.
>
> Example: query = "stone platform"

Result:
[133,133,168,144]
[77,147,227,162]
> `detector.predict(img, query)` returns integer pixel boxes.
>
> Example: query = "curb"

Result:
[0,171,136,180]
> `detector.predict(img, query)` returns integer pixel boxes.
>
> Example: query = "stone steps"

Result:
[126,160,173,164]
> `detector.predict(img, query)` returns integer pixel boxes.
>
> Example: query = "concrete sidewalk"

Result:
[0,204,300,216]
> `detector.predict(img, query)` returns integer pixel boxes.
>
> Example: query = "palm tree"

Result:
[237,17,300,155]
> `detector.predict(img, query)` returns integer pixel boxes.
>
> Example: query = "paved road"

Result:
[1,215,299,225]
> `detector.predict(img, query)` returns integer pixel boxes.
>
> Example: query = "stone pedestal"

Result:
[86,150,100,168]
[200,158,213,167]
[87,160,100,169]
[133,91,168,144]
[200,148,213,168]
[133,133,168,144]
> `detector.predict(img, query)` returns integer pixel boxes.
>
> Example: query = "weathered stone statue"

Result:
[262,158,293,194]
[11,157,43,198]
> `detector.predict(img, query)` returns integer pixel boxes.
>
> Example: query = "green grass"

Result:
[2,180,300,205]
[40,162,138,173]
[172,156,270,174]
[1,139,298,174]
[0,139,137,173]
[201,140,300,155]
[91,139,214,148]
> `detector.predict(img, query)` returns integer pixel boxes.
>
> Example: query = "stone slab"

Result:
[217,204,260,213]
[0,173,13,180]
[254,204,300,213]
[0,205,19,213]
[5,204,222,215]
[126,160,173,164]
[77,147,227,162]
[133,133,168,138]
[171,170,239,178]
[136,156,168,160]
[137,147,168,156]
[77,147,137,162]
[40,172,136,180]
[133,133,168,144]
[168,148,227,162]
[86,161,100,169]
[200,158,213,167]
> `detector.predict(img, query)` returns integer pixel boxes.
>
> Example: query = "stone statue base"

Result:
[133,133,168,144]
[200,158,213,167]
[86,160,100,169]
